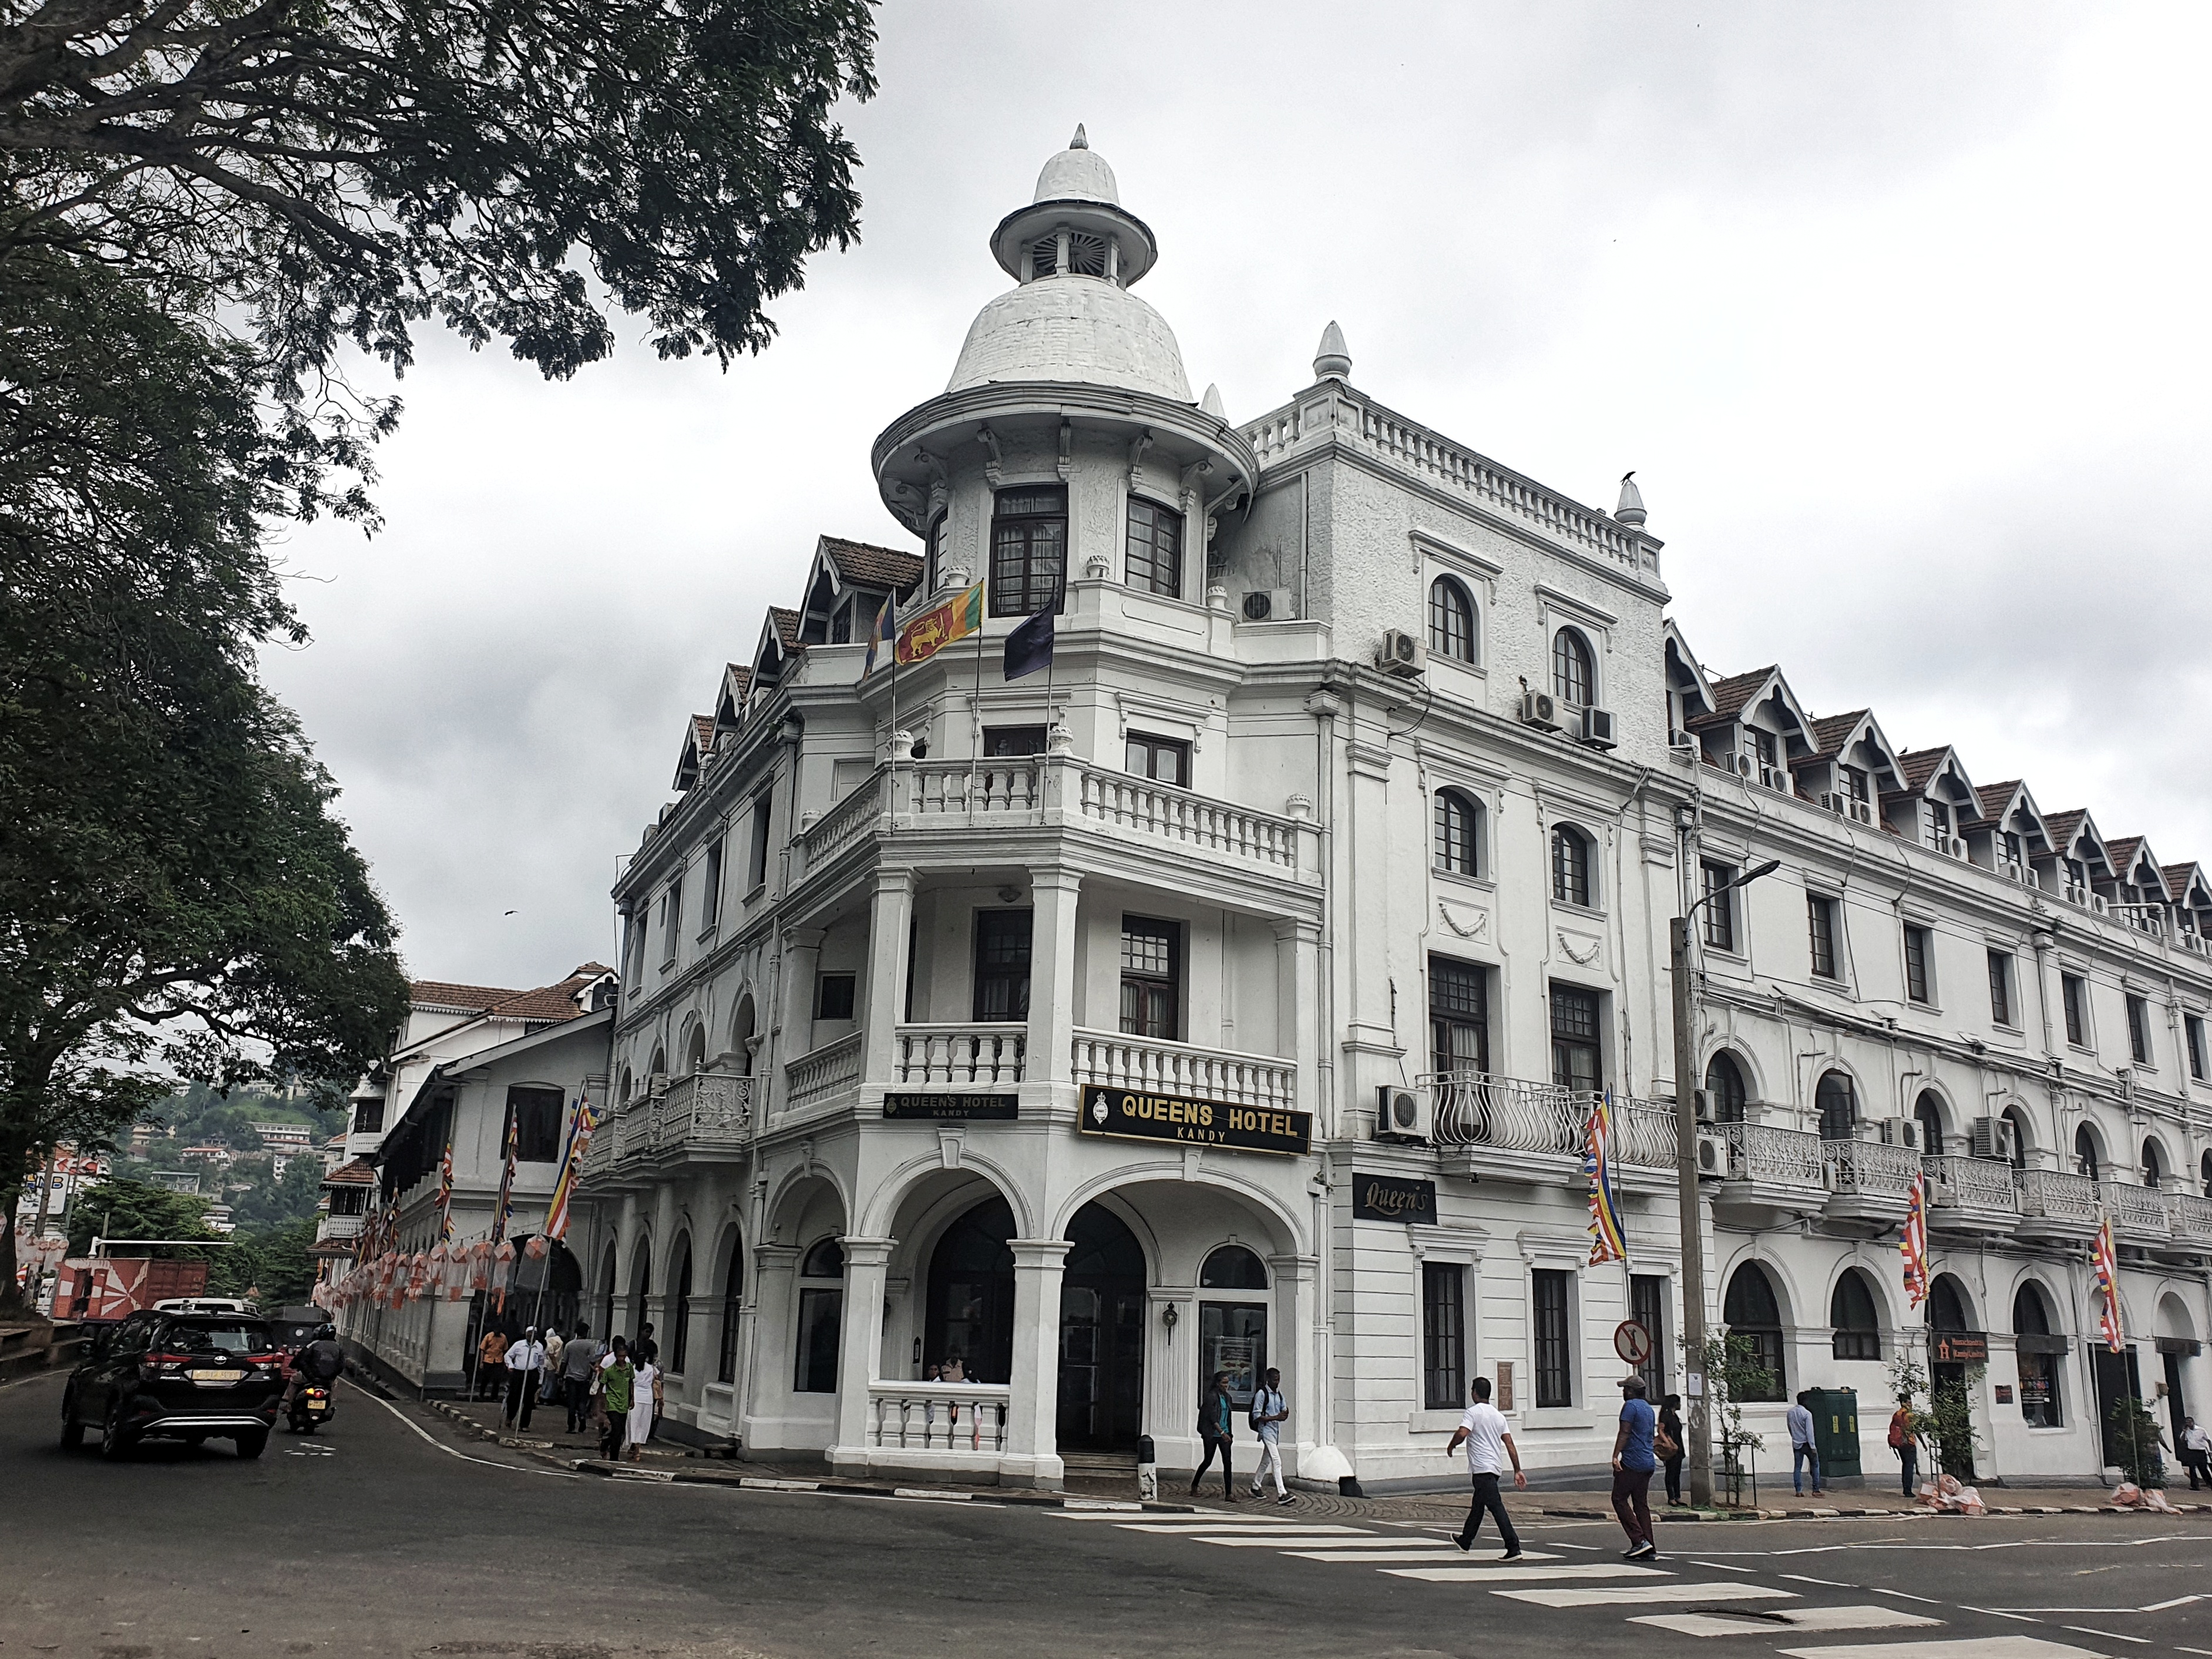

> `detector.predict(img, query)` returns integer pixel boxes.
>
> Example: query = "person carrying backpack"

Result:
[1246,1368,1293,1505]
[1888,1394,1922,1496]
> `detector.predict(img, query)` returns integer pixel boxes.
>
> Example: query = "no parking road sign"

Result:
[1613,1318,1653,1368]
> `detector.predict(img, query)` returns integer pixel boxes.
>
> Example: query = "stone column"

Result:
[828,1236,895,1477]
[779,926,826,1078]
[741,1243,799,1456]
[1003,1238,1073,1488]
[1268,1253,1317,1477]
[1273,917,1322,1119]
[1027,869,1084,1089]
[1151,1285,1199,1473]
[860,868,916,1087]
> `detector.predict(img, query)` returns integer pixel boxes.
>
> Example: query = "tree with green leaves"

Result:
[63,1177,222,1259]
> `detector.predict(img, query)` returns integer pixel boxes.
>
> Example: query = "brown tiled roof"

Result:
[412,979,525,1009]
[768,607,802,651]
[1974,781,2022,821]
[820,536,924,595]
[2043,809,2089,850]
[2104,838,2156,885]
[689,714,715,753]
[1897,747,1950,792]
[1686,667,1776,727]
[723,663,752,691]
[322,1157,375,1187]
[2166,864,2212,905]
[1806,710,1869,758]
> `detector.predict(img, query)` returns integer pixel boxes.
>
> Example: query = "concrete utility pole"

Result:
[1672,857,1779,1509]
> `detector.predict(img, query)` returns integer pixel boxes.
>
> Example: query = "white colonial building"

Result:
[573,130,2210,1491]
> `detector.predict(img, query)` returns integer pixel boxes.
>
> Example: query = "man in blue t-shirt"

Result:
[1611,1375,1659,1559]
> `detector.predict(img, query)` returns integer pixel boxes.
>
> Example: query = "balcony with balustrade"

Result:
[579,1072,755,1191]
[2101,1179,2170,1245]
[1821,1137,1922,1231]
[2013,1167,2101,1244]
[1713,1123,1830,1225]
[1420,1070,1676,1190]
[2164,1191,2212,1258]
[1922,1153,2019,1233]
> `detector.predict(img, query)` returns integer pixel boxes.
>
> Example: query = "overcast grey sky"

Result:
[264,1,2212,990]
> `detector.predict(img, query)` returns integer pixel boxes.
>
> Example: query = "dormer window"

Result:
[1841,766,1871,807]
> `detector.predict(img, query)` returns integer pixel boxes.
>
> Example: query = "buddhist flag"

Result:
[437,1140,455,1243]
[1901,1170,1929,1309]
[862,593,896,676]
[2093,1212,2124,1352]
[895,579,984,665]
[491,1107,519,1244]
[1583,1093,1626,1265]
[543,1090,600,1244]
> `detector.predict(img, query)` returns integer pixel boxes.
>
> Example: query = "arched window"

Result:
[1914,1091,1945,1156]
[732,996,757,1077]
[1200,1245,1269,1289]
[1928,1274,1971,1333]
[1552,627,1595,707]
[648,1047,667,1080]
[684,1025,706,1077]
[2142,1139,2165,1188]
[670,1243,693,1374]
[599,1247,617,1338]
[1815,1070,1857,1141]
[1434,790,1481,876]
[794,1238,845,1394]
[2074,1125,2101,1180]
[618,1066,634,1105]
[2013,1282,2063,1428]
[628,1237,651,1345]
[926,1197,1017,1382]
[717,1233,744,1385]
[1427,577,1475,663]
[1722,1262,1787,1401]
[2202,1149,2212,1198]
[1830,1270,1881,1361]
[2002,1105,2031,1170]
[1704,1052,1749,1123]
[1552,825,1592,908]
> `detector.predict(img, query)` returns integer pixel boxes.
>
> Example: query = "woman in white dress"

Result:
[624,1360,657,1460]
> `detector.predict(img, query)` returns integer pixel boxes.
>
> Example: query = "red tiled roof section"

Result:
[1806,711,1870,757]
[769,607,802,651]
[412,979,525,1009]
[1974,781,2022,821]
[821,536,924,595]
[690,714,715,753]
[1685,667,1777,727]
[2044,809,2089,849]
[724,663,753,690]
[2166,864,2212,904]
[2104,837,2153,881]
[322,1157,375,1186]
[411,965,612,1026]
[1897,748,1950,792]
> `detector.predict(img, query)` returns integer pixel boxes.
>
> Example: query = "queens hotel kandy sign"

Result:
[1078,1084,1312,1156]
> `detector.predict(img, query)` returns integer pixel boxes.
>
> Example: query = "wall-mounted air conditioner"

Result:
[1695,1127,1729,1177]
[1518,690,1561,731]
[1693,1088,1714,1122]
[1879,1117,1922,1151]
[1377,629,1425,677]
[1375,1085,1433,1142]
[1819,792,1847,817]
[1969,1114,2013,1162]
[1241,589,1295,622]
[1733,753,1754,777]
[1849,801,1873,825]
[1578,707,1618,750]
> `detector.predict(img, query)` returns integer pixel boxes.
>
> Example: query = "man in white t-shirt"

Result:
[1443,1376,1527,1559]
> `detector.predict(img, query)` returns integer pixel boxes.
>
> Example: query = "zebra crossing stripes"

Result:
[1634,1604,1943,1637]
[1495,1581,1802,1608]
[1774,1640,2110,1659]
[1381,1562,1675,1584]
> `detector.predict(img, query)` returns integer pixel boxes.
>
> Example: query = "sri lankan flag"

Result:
[896,579,984,665]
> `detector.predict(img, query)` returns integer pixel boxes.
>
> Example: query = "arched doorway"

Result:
[2013,1281,2063,1428]
[1057,1203,1145,1455]
[1815,1070,1857,1141]
[464,1237,583,1377]
[925,1196,1015,1383]
[1927,1273,1979,1478]
[1198,1245,1270,1420]
[1913,1091,1945,1156]
[1722,1262,1786,1400]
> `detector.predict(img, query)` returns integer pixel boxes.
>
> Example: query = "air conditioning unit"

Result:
[1733,753,1754,777]
[1692,1088,1714,1122]
[1578,707,1618,750]
[1819,792,1847,817]
[1241,589,1294,622]
[1517,690,1561,731]
[1377,629,1425,677]
[1969,1114,2013,1162]
[1943,837,1968,859]
[647,1072,671,1099]
[1695,1127,1728,1177]
[1849,800,1873,825]
[1878,1117,1922,1151]
[1375,1085,1433,1142]
[1998,859,2026,883]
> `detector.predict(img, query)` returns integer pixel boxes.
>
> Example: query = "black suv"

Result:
[61,1310,287,1459]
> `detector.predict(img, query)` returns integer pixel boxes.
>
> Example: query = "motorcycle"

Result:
[287,1382,335,1435]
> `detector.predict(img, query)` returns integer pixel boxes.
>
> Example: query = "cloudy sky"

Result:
[266,1,2212,990]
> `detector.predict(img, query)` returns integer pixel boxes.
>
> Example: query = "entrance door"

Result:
[1931,1363,1976,1479]
[925,1197,1015,1382]
[2092,1344,2143,1470]
[1198,1303,1267,1416]
[1057,1203,1145,1453]
[2164,1351,2189,1446]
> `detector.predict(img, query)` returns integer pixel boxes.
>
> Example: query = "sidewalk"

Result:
[415,1392,2212,1522]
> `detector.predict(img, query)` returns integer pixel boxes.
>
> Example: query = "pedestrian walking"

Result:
[2180,1416,2211,1490]
[1611,1376,1659,1560]
[503,1326,544,1430]
[1189,1372,1238,1500]
[1247,1367,1293,1504]
[626,1358,658,1462]
[475,1326,508,1399]
[1787,1391,1824,1496]
[540,1325,566,1405]
[562,1321,602,1435]
[1657,1393,1686,1506]
[635,1321,659,1368]
[597,1337,633,1461]
[1443,1376,1526,1559]
[1888,1395,1922,1497]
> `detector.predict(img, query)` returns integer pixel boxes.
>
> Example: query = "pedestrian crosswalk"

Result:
[1038,1510,2126,1658]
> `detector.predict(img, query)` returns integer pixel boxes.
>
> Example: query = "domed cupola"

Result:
[946,126,1189,402]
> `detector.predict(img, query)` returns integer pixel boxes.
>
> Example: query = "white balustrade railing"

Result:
[2101,1180,2170,1239]
[2015,1168,2100,1225]
[895,1024,1026,1086]
[1419,1071,1674,1167]
[318,1213,364,1240]
[1721,1123,1827,1190]
[785,1032,864,1110]
[801,769,883,868]
[1924,1154,2019,1215]
[906,758,1041,817]
[1074,765,1300,870]
[866,1382,1009,1455]
[1823,1138,1921,1198]
[660,1073,754,1151]
[2168,1191,2212,1244]
[1074,1031,1295,1110]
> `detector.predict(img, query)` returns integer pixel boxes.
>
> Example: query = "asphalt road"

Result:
[5,1367,2211,1659]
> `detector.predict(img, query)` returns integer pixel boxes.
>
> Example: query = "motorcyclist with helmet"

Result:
[286,1324,346,1420]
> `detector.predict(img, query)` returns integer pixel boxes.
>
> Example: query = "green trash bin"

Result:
[1808,1386,1862,1480]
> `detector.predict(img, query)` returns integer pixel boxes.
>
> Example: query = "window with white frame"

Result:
[1434,789,1482,876]
[1427,577,1476,663]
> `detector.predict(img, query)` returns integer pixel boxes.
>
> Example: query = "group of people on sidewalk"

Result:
[1189,1368,1296,1503]
[470,1317,664,1462]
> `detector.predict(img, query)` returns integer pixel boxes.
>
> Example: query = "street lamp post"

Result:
[1672,855,1780,1509]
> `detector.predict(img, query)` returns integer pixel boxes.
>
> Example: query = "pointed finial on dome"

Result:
[1313,321,1352,382]
[1615,470,1647,528]
[1201,383,1225,418]
[1070,123,1088,150]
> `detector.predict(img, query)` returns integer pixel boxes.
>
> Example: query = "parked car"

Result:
[152,1297,256,1317]
[60,1311,287,1459]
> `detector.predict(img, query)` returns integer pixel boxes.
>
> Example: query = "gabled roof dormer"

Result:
[1963,778,2052,881]
[1884,747,1979,855]
[1663,619,1715,741]
[2163,863,2212,937]
[796,533,925,647]
[2042,808,2117,903]
[1683,665,1816,792]
[2102,837,2170,904]
[751,606,805,691]
[713,663,754,736]
[1791,708,1905,820]
[672,713,716,791]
